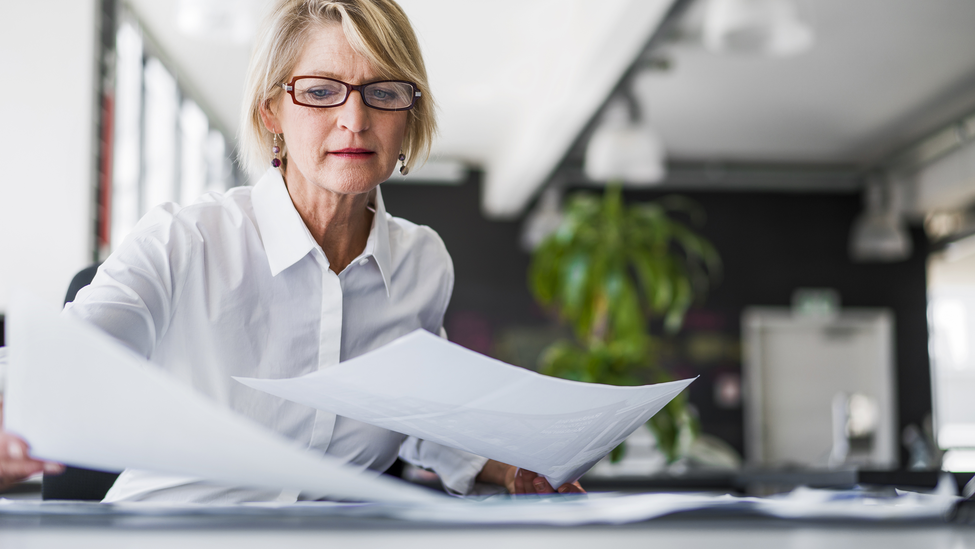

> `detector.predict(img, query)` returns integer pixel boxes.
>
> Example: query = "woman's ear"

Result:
[259,97,281,134]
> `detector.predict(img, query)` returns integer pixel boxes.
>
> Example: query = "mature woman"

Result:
[0,0,582,501]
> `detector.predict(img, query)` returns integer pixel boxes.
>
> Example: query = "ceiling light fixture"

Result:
[584,87,666,185]
[849,177,912,263]
[702,0,814,57]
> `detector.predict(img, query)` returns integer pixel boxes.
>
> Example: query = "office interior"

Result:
[2,0,975,544]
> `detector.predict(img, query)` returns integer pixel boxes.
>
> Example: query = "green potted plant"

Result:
[528,184,721,462]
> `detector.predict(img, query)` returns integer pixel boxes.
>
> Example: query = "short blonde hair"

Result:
[239,0,435,177]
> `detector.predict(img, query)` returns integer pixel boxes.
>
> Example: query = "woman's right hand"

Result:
[477,459,585,495]
[0,430,64,490]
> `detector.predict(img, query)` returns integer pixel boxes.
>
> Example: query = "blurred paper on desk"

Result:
[235,330,694,487]
[2,293,444,504]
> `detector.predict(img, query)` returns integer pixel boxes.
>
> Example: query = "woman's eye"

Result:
[308,88,337,98]
[368,88,398,102]
[298,85,344,103]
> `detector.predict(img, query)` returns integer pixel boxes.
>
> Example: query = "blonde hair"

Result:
[239,0,435,176]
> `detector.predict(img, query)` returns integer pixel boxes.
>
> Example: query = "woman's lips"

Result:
[330,148,375,159]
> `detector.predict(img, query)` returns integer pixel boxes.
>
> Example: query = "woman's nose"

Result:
[337,91,370,132]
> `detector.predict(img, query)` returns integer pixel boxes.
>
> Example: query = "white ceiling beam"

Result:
[480,0,675,219]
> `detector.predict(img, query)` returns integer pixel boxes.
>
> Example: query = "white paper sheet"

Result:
[3,293,443,504]
[751,482,959,521]
[235,330,694,487]
[0,492,737,524]
[1,487,955,524]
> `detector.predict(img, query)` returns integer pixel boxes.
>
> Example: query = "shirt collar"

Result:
[252,168,393,296]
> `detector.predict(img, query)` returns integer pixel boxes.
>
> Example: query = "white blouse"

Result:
[62,167,487,503]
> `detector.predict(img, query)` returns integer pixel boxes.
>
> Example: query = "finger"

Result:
[42,462,66,475]
[1,439,64,479]
[514,468,538,494]
[513,468,526,494]
[3,439,28,461]
[520,469,541,494]
[0,459,43,482]
[557,481,586,494]
[2,460,62,482]
[532,476,555,494]
[1,440,38,477]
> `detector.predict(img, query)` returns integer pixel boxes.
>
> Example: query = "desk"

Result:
[4,472,975,548]
[2,500,975,549]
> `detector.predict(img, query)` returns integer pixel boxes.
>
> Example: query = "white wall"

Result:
[0,0,98,314]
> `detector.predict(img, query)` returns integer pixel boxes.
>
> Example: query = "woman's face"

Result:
[263,24,408,197]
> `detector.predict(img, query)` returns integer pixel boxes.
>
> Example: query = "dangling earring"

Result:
[271,134,282,168]
[398,153,409,176]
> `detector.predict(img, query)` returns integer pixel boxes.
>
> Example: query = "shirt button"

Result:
[358,258,369,266]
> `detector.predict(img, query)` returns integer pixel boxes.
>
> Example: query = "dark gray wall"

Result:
[381,172,931,463]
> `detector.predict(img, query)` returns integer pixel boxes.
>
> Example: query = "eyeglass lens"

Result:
[291,78,416,110]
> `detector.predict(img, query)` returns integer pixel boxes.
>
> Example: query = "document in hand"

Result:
[3,294,442,504]
[235,331,694,488]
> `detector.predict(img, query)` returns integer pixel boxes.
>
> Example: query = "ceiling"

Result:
[124,0,671,218]
[124,0,975,218]
[639,0,975,166]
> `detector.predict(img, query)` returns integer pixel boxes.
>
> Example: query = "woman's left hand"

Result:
[478,459,585,495]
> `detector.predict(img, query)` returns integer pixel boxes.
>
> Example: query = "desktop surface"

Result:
[2,506,975,549]
[4,472,975,548]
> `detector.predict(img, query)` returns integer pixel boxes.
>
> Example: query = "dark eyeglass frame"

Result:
[281,76,421,111]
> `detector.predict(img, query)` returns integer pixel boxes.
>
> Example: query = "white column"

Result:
[0,0,99,313]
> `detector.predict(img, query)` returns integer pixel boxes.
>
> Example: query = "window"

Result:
[108,17,240,255]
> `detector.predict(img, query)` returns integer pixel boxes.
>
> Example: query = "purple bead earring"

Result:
[398,153,409,176]
[272,134,282,168]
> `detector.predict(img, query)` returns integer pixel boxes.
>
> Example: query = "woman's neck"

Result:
[283,170,375,274]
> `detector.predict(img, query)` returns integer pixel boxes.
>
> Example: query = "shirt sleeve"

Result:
[63,203,192,359]
[397,436,489,496]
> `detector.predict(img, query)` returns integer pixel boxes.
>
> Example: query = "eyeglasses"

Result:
[281,76,421,111]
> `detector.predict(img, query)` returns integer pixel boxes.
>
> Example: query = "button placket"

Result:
[307,254,342,452]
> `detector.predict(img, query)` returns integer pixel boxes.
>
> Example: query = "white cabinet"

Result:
[742,308,898,469]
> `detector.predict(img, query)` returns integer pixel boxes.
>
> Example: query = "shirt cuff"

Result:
[398,436,489,496]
